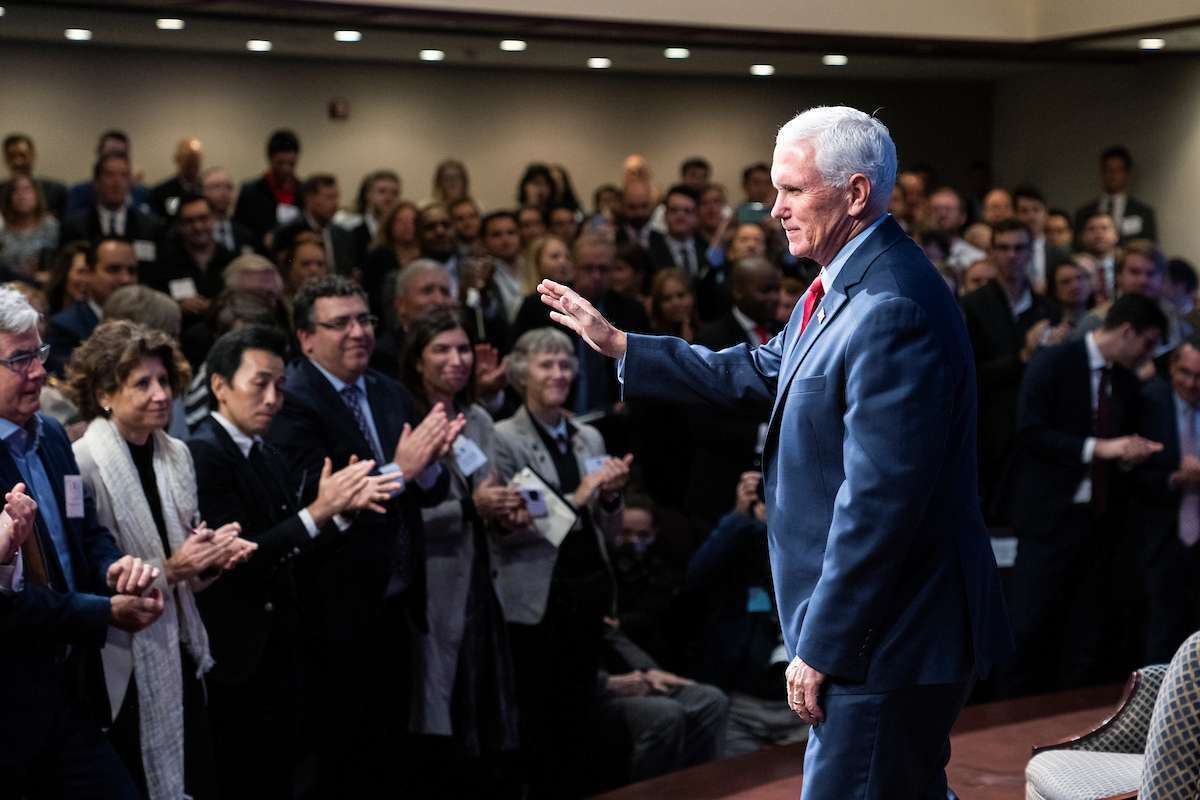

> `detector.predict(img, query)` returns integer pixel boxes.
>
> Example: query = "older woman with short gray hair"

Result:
[493,325,632,796]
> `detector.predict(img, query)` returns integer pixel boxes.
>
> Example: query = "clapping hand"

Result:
[474,344,509,397]
[393,405,449,478]
[0,482,37,564]
[107,555,160,595]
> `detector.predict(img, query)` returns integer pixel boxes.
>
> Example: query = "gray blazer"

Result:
[492,405,621,625]
[415,404,496,736]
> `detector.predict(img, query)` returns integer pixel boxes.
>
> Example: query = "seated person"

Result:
[45,237,138,375]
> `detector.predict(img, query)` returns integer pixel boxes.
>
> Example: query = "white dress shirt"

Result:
[98,205,127,237]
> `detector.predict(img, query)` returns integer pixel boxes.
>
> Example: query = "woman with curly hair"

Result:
[65,320,255,800]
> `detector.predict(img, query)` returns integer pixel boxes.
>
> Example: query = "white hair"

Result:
[0,287,41,336]
[776,106,897,211]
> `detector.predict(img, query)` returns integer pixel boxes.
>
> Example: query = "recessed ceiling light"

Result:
[750,64,775,76]
[664,47,690,59]
[246,39,272,52]
[1138,37,1166,50]
[822,54,849,66]
[419,49,445,62]
[500,39,526,52]
[334,30,362,43]
[156,18,185,30]
[588,57,612,69]
[64,28,92,41]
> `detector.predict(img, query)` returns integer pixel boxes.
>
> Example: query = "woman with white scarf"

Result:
[65,319,256,800]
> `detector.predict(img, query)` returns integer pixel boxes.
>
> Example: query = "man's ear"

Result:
[846,173,873,218]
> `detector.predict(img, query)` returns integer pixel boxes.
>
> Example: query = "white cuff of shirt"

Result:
[298,508,353,537]
[1082,437,1096,464]
[0,551,24,594]
[616,354,626,386]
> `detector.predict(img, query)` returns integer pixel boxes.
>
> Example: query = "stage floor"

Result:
[595,684,1123,800]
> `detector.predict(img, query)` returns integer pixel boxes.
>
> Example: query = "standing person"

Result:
[65,320,257,800]
[265,275,464,797]
[233,130,301,251]
[0,287,163,800]
[399,310,523,794]
[0,173,59,282]
[540,106,1011,799]
[189,325,401,799]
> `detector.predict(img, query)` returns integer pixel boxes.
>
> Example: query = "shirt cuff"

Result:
[332,514,352,532]
[1082,437,1096,464]
[415,463,442,490]
[616,354,626,386]
[0,551,23,594]
[298,508,320,539]
[379,462,406,496]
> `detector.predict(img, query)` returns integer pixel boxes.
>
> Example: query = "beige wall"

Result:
[0,42,991,213]
[992,60,1200,262]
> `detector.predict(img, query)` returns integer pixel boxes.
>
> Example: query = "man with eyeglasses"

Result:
[45,237,139,375]
[961,218,1062,523]
[148,193,235,321]
[0,286,166,798]
[266,275,465,796]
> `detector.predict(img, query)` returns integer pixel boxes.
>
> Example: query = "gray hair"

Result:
[776,106,897,213]
[103,285,182,338]
[394,259,449,302]
[0,287,42,335]
[506,327,578,396]
[222,253,278,285]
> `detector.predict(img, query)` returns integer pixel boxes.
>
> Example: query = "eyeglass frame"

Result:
[0,342,51,374]
[313,313,378,333]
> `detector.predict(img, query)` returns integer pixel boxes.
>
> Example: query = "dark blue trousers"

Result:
[800,679,972,800]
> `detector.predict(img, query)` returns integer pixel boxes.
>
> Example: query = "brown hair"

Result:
[649,267,699,336]
[0,173,46,225]
[64,320,191,422]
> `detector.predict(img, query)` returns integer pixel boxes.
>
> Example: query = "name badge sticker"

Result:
[585,456,608,475]
[133,240,157,263]
[451,437,488,477]
[65,475,85,519]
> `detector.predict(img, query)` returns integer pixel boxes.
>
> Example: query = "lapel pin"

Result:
[817,308,826,324]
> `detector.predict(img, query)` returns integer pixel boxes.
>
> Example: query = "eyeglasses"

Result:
[314,314,377,332]
[0,343,50,374]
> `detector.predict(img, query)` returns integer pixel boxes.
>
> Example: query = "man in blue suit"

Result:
[540,106,1011,798]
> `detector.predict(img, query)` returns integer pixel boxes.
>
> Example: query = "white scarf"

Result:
[79,417,213,800]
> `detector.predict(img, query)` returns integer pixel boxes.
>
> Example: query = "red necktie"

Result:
[800,279,826,333]
[753,325,770,345]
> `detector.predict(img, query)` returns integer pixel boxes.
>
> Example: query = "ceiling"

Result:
[0,0,1194,83]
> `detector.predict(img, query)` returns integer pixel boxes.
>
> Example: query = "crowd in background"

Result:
[0,125,1196,799]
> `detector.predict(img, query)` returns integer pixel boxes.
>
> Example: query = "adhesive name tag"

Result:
[64,474,85,519]
[133,240,157,263]
[585,456,607,475]
[168,277,198,301]
[452,437,488,477]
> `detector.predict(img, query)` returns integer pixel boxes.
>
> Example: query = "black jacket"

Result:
[233,175,286,249]
[59,206,163,269]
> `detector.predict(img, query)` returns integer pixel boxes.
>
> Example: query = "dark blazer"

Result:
[144,232,233,299]
[233,175,285,249]
[0,176,68,221]
[148,175,199,219]
[0,414,123,762]
[646,230,709,275]
[271,217,357,276]
[961,279,1057,516]
[1074,196,1158,244]
[45,301,100,376]
[65,182,150,216]
[684,310,777,533]
[210,217,257,256]
[351,221,374,267]
[1011,338,1141,539]
[189,414,331,684]
[266,359,446,642]
[624,216,1011,692]
[59,206,163,268]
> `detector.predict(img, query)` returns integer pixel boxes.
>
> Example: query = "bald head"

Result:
[731,257,781,325]
[623,154,650,186]
[173,137,203,182]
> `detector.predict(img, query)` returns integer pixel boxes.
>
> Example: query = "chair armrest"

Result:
[1033,671,1147,755]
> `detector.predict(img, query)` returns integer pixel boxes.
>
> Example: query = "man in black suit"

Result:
[201,166,257,256]
[369,260,454,378]
[1074,145,1158,245]
[616,180,655,251]
[269,173,356,276]
[961,219,1063,522]
[348,169,400,265]
[686,257,781,535]
[65,130,151,216]
[1131,338,1200,663]
[60,154,163,271]
[45,238,138,374]
[1,133,67,220]
[233,129,301,251]
[0,286,164,798]
[569,233,650,415]
[147,194,233,322]
[647,184,710,281]
[190,325,403,799]
[1014,185,1069,295]
[265,276,463,796]
[1003,294,1167,697]
[148,137,204,219]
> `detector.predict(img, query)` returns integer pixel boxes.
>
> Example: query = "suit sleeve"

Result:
[621,332,782,413]
[267,393,329,508]
[963,299,1024,392]
[1017,349,1091,466]
[795,297,954,681]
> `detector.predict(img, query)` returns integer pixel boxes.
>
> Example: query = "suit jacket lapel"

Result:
[364,371,401,457]
[514,407,559,491]
[300,359,375,459]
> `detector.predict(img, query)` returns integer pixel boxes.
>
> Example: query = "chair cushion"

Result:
[1140,631,1200,799]
[1025,750,1142,800]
